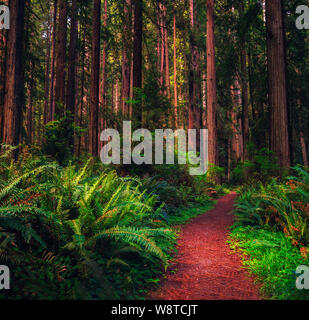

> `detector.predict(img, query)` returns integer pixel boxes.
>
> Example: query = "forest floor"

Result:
[149,192,261,300]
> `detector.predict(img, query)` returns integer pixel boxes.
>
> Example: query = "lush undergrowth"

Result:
[229,226,309,300]
[229,165,309,300]
[0,146,215,300]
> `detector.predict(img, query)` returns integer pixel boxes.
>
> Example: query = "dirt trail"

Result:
[149,192,260,300]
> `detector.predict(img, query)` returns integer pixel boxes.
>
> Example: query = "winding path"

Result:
[149,192,260,300]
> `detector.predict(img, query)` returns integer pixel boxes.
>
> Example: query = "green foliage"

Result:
[231,146,280,185]
[228,226,309,300]
[0,152,178,300]
[42,113,83,164]
[234,166,309,246]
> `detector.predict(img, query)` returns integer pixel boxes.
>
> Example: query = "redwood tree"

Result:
[3,0,25,148]
[66,0,78,116]
[55,0,67,117]
[121,0,131,117]
[266,0,290,168]
[188,0,201,137]
[49,0,58,122]
[132,0,143,125]
[206,0,218,168]
[89,0,101,155]
[173,13,178,127]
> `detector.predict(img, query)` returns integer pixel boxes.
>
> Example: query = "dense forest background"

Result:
[0,0,309,301]
[0,0,308,175]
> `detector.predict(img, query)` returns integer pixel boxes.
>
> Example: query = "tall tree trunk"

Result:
[55,0,67,117]
[66,0,78,116]
[49,0,58,122]
[77,28,87,156]
[132,0,143,125]
[173,14,178,127]
[66,0,78,149]
[206,0,218,168]
[266,0,290,168]
[0,31,6,141]
[99,0,108,155]
[159,3,164,91]
[26,62,34,145]
[163,4,170,100]
[230,80,243,162]
[156,4,161,76]
[121,0,131,117]
[241,47,249,161]
[43,4,52,126]
[89,0,101,156]
[0,0,8,140]
[239,2,249,161]
[188,0,201,139]
[3,0,25,149]
[201,54,207,128]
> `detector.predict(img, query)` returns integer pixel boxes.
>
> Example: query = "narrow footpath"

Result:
[150,192,260,300]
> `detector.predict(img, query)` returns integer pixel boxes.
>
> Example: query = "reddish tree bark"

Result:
[230,80,243,162]
[163,4,170,100]
[49,0,58,122]
[0,0,8,140]
[121,0,131,117]
[206,0,218,167]
[159,3,164,91]
[3,0,25,149]
[188,0,201,138]
[241,47,249,161]
[239,2,249,161]
[173,14,178,127]
[43,4,52,126]
[55,0,67,117]
[132,0,143,124]
[0,31,6,140]
[99,0,108,155]
[77,29,87,156]
[89,0,101,155]
[266,0,290,168]
[66,0,78,116]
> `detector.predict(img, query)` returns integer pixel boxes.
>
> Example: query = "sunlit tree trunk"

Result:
[206,0,218,168]
[173,14,178,127]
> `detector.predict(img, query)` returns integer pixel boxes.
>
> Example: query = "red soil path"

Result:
[149,192,260,300]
